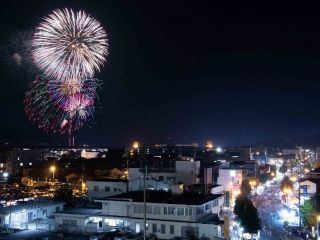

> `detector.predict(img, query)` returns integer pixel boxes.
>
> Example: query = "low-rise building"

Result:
[217,167,244,208]
[55,208,102,234]
[54,191,224,239]
[0,201,63,229]
[128,160,200,192]
[96,191,224,239]
[87,179,128,200]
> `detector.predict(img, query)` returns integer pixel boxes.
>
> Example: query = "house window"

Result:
[154,206,161,215]
[105,186,110,192]
[189,208,193,216]
[62,219,69,225]
[135,223,140,233]
[177,208,184,216]
[186,208,193,216]
[168,207,175,215]
[70,220,77,226]
[147,205,152,214]
[164,207,167,215]
[133,204,137,213]
[137,205,144,213]
[56,206,60,212]
[196,207,204,215]
[159,176,164,181]
[204,203,210,210]
[94,186,99,192]
[114,188,118,192]
[152,224,157,233]
[170,225,174,234]
[161,224,165,234]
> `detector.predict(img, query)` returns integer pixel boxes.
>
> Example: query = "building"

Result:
[87,179,128,200]
[299,179,317,196]
[0,201,63,229]
[54,191,224,239]
[128,160,200,192]
[95,191,224,239]
[217,167,244,208]
[55,208,102,234]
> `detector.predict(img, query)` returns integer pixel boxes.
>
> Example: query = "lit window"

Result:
[20,163,23,167]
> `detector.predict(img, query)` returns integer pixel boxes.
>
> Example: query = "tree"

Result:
[53,186,75,207]
[280,176,293,193]
[300,200,316,228]
[234,196,261,233]
[279,165,288,174]
[259,173,271,184]
[240,178,252,197]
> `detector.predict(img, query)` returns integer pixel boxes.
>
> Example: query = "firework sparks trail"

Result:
[24,76,101,134]
[32,8,108,81]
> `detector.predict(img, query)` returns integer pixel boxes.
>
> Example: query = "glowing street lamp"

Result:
[282,187,292,204]
[283,187,292,195]
[216,147,222,153]
[50,165,56,183]
[249,180,257,187]
[206,141,213,150]
[290,176,297,182]
[132,141,139,149]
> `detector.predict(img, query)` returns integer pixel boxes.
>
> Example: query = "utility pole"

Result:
[143,165,147,240]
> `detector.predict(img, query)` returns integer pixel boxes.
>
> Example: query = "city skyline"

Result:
[1,1,320,147]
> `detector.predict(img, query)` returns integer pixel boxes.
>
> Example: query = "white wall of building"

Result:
[87,181,128,200]
[217,169,243,192]
[0,203,63,229]
[300,180,317,195]
[98,196,223,223]
[176,161,200,185]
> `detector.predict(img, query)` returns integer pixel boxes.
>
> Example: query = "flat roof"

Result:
[96,191,223,205]
[87,179,128,183]
[199,213,224,225]
[0,201,63,215]
[56,208,102,216]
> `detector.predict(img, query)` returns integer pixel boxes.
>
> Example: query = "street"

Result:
[252,182,303,240]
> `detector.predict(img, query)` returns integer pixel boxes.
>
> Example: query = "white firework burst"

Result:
[32,8,108,81]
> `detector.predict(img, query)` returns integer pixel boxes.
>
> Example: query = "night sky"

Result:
[1,1,320,147]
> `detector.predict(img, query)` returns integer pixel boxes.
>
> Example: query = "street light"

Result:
[249,180,257,187]
[50,165,56,183]
[133,141,139,149]
[282,187,292,204]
